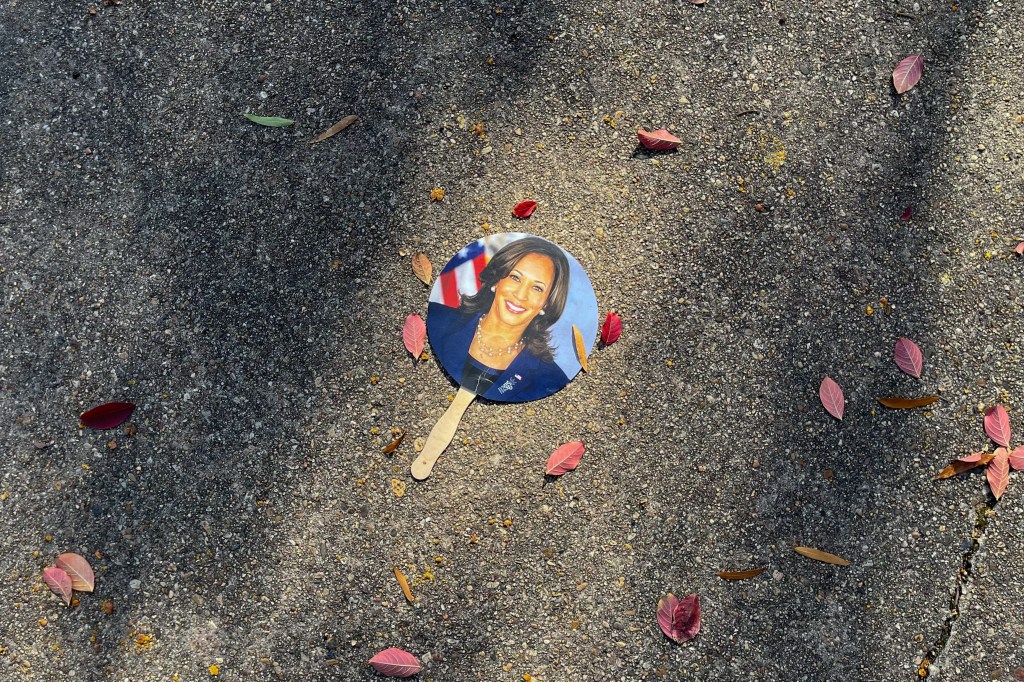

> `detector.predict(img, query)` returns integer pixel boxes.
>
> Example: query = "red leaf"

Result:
[512,201,538,219]
[987,448,1010,500]
[892,53,924,94]
[1015,242,1024,256]
[56,553,95,592]
[984,405,1011,448]
[899,206,913,222]
[545,441,585,476]
[600,312,622,346]
[368,648,422,678]
[893,337,923,379]
[80,402,136,430]
[1009,445,1024,471]
[43,567,72,606]
[403,313,426,359]
[657,593,700,643]
[819,376,844,420]
[637,128,681,151]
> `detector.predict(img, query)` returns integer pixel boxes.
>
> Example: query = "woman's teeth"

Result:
[505,301,526,314]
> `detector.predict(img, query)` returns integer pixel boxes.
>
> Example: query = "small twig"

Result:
[894,10,916,19]
[734,109,760,117]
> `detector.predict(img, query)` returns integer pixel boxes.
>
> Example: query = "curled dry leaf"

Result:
[572,324,588,372]
[893,337,923,378]
[56,553,95,592]
[899,206,913,222]
[369,648,422,678]
[1009,445,1024,471]
[934,453,995,480]
[637,128,682,151]
[403,313,426,359]
[987,448,1010,500]
[716,567,765,580]
[43,567,73,606]
[382,431,406,454]
[80,402,136,430]
[985,405,1011,448]
[411,252,432,286]
[892,53,924,94]
[819,376,844,421]
[793,546,849,566]
[657,593,700,643]
[310,115,358,143]
[877,396,938,409]
[393,567,414,603]
[545,441,585,476]
[512,201,538,219]
[243,113,295,127]
[600,312,622,346]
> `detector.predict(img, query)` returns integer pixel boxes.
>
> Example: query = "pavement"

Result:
[2,0,1023,680]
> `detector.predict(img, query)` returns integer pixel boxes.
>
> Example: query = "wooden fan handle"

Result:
[410,388,477,480]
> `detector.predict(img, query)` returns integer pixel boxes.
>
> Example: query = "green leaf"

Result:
[244,113,295,127]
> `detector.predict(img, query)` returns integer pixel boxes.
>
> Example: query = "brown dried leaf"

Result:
[572,324,588,372]
[877,396,939,409]
[382,430,406,454]
[716,567,765,580]
[394,567,414,603]
[411,252,432,286]
[309,115,358,144]
[793,546,849,566]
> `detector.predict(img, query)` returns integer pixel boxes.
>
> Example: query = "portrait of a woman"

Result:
[427,236,573,402]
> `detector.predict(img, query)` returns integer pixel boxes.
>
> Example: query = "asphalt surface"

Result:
[2,0,1023,680]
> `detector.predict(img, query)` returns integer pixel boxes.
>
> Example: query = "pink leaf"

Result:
[42,567,72,606]
[819,376,845,420]
[893,337,923,379]
[545,441,585,476]
[892,53,924,94]
[403,313,426,359]
[1015,242,1024,256]
[55,553,95,592]
[657,593,700,643]
[80,402,136,430]
[512,201,538,219]
[959,450,994,463]
[899,206,913,222]
[369,648,422,678]
[984,405,1011,448]
[637,128,681,151]
[987,448,1010,500]
[1009,445,1024,471]
[600,312,622,346]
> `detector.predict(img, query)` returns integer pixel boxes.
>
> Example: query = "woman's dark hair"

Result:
[459,237,570,363]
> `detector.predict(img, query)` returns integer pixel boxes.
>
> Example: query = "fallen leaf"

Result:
[545,441,585,476]
[716,567,765,580]
[1015,242,1024,256]
[985,405,1011,448]
[657,593,700,643]
[512,200,538,219]
[572,324,588,372]
[101,599,115,615]
[80,402,136,430]
[819,376,844,421]
[892,53,924,94]
[411,252,432,286]
[899,206,913,222]
[394,567,414,602]
[243,113,295,127]
[877,396,938,409]
[55,553,95,592]
[893,337,923,378]
[382,431,406,454]
[637,128,682,151]
[390,479,406,497]
[601,311,622,346]
[429,187,445,202]
[42,567,72,606]
[934,453,995,480]
[794,546,849,566]
[1009,445,1024,471]
[403,313,426,359]
[369,648,422,678]
[309,115,358,143]
[987,448,1010,499]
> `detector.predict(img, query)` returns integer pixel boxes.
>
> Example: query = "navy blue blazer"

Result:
[427,302,569,402]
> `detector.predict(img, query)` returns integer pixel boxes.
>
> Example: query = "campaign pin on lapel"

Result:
[410,233,598,480]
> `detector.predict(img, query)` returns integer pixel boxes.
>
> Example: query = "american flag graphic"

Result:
[429,236,514,307]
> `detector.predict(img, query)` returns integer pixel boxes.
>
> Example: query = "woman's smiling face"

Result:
[491,252,556,329]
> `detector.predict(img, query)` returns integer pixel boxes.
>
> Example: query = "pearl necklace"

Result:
[474,315,524,358]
